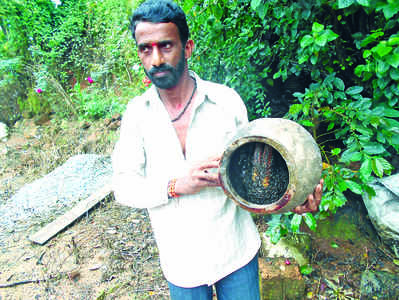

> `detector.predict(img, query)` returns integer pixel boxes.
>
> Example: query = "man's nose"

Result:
[151,46,164,67]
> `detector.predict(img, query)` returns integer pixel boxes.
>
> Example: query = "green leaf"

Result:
[337,178,348,192]
[331,148,341,155]
[334,77,345,91]
[372,158,383,177]
[382,106,399,117]
[256,4,268,19]
[376,60,390,76]
[300,264,313,275]
[341,149,359,163]
[363,50,372,59]
[300,120,314,127]
[346,86,363,95]
[372,42,393,58]
[310,55,318,65]
[300,35,313,48]
[312,22,324,33]
[354,124,373,136]
[324,30,339,42]
[362,142,386,155]
[251,0,262,10]
[350,151,363,162]
[304,213,317,231]
[298,54,309,64]
[388,34,399,46]
[315,34,328,47]
[390,68,399,81]
[346,180,363,194]
[291,214,302,232]
[356,0,370,7]
[354,65,364,77]
[379,2,399,19]
[387,53,399,68]
[372,157,392,177]
[331,241,339,248]
[360,157,373,181]
[361,31,384,48]
[383,118,399,133]
[338,0,355,9]
[289,104,303,115]
[333,190,348,208]
[183,0,195,13]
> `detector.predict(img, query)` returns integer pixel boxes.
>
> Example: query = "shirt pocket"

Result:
[189,109,237,160]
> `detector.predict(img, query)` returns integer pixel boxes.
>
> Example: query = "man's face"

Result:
[135,22,187,89]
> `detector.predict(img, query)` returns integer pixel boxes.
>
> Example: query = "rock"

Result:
[34,113,51,126]
[106,113,122,130]
[360,270,399,299]
[0,80,23,125]
[259,232,310,299]
[15,118,40,139]
[0,143,7,155]
[362,173,399,252]
[0,122,8,141]
[259,257,305,300]
[108,120,121,131]
[0,154,112,232]
[111,113,121,121]
[261,232,312,267]
[81,121,91,129]
[104,118,112,127]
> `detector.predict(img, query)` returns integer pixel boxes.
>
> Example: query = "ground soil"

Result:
[0,117,398,299]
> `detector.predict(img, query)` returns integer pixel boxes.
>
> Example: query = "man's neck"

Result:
[157,72,195,109]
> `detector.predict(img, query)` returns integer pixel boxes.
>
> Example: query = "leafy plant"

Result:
[324,275,355,300]
[180,0,399,243]
[0,0,143,119]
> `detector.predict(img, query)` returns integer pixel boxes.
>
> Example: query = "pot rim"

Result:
[219,135,296,214]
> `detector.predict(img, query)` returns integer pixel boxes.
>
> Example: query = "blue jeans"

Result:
[167,253,260,300]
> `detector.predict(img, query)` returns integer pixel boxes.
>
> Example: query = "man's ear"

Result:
[184,40,194,59]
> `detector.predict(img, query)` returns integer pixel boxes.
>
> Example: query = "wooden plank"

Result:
[28,183,112,245]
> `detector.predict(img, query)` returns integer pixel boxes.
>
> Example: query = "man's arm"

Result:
[112,105,171,209]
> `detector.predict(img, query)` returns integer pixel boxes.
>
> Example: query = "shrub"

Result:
[180,0,399,242]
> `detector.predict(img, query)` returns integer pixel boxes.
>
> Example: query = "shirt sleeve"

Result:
[111,103,171,209]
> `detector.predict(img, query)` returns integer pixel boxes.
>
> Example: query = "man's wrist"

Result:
[167,178,180,199]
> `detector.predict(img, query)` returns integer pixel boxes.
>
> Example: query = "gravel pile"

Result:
[0,154,112,233]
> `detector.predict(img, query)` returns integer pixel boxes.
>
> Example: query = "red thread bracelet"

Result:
[168,179,180,198]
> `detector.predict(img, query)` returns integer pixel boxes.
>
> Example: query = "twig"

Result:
[0,273,63,288]
[0,277,48,288]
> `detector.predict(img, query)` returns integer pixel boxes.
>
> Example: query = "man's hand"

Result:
[291,179,324,214]
[174,156,221,195]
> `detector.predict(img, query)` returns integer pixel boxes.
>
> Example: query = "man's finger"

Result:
[307,194,318,212]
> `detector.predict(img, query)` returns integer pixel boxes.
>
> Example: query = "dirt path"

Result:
[0,197,169,299]
[1,118,398,299]
[0,118,169,299]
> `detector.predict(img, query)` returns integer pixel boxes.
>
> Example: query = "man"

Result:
[112,1,323,299]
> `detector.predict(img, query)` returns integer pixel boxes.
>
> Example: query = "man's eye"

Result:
[160,42,172,50]
[139,46,151,53]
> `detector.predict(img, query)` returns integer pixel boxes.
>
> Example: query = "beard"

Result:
[144,49,186,89]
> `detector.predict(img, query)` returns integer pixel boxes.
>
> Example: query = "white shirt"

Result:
[112,72,261,288]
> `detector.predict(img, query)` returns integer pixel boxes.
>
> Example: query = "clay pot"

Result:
[219,118,322,214]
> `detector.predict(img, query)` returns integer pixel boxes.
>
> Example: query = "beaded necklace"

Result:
[158,77,197,123]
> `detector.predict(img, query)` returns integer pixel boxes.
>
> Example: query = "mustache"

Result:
[148,64,174,76]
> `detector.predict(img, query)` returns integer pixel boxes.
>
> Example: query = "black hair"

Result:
[130,0,190,44]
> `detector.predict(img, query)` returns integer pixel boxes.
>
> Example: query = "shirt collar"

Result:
[144,71,216,106]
